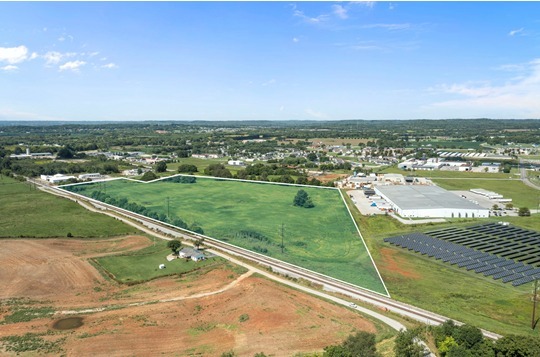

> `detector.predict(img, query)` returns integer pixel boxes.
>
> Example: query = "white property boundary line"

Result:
[60,174,390,297]
[338,189,391,297]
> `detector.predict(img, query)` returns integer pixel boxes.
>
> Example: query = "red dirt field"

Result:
[379,247,421,280]
[314,173,349,183]
[0,237,381,356]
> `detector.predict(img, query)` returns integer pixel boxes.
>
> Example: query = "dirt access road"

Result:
[0,237,382,356]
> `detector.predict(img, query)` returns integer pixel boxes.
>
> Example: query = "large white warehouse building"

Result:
[375,185,490,218]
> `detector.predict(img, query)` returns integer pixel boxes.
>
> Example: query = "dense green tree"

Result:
[141,171,158,181]
[518,207,531,216]
[156,161,167,172]
[323,331,378,357]
[178,164,198,173]
[454,324,483,349]
[57,146,75,159]
[167,240,181,255]
[204,163,232,178]
[494,335,540,356]
[394,329,425,357]
[293,189,309,207]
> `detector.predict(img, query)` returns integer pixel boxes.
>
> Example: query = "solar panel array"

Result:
[384,223,540,287]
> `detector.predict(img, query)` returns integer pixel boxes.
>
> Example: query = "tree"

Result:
[141,171,158,181]
[57,146,75,159]
[167,240,182,255]
[492,204,499,211]
[307,152,318,161]
[156,161,167,172]
[293,189,314,208]
[505,203,514,210]
[494,335,540,356]
[341,331,378,357]
[194,238,205,249]
[453,324,483,349]
[518,207,531,216]
[178,164,198,173]
[323,331,378,357]
[394,329,425,357]
[438,336,458,356]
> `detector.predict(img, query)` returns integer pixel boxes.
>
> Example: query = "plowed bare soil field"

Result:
[0,237,379,356]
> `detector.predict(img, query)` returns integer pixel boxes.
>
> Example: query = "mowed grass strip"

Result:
[95,244,224,283]
[68,177,387,295]
[0,176,136,238]
[432,178,538,208]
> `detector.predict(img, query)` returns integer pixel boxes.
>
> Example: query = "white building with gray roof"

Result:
[375,185,489,218]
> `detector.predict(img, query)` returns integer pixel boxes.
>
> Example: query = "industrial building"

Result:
[375,185,490,218]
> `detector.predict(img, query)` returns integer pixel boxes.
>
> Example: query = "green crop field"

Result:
[0,175,136,238]
[62,176,388,295]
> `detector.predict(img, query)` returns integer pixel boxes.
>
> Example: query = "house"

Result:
[178,247,206,261]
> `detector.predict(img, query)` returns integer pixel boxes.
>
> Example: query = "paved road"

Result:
[520,158,540,191]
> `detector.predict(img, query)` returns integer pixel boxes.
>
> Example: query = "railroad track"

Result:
[36,179,502,340]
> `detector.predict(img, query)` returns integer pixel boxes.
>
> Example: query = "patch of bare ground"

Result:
[379,247,420,280]
[0,237,380,356]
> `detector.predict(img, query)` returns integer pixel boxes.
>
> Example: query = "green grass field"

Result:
[342,196,540,336]
[432,178,539,208]
[379,166,518,179]
[0,175,137,238]
[63,176,388,295]
[95,243,229,284]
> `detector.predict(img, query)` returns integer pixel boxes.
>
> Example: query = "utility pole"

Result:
[532,279,539,330]
[280,223,284,253]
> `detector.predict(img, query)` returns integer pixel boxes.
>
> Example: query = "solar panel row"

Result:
[384,231,540,287]
[425,223,540,268]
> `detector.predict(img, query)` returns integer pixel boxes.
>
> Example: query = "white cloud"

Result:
[508,28,524,37]
[293,37,300,43]
[101,63,118,69]
[30,52,38,60]
[430,58,540,117]
[59,60,86,72]
[293,8,329,24]
[389,3,395,10]
[43,51,77,66]
[1,65,18,71]
[58,34,74,42]
[351,1,375,8]
[332,4,348,19]
[262,79,276,86]
[0,46,28,64]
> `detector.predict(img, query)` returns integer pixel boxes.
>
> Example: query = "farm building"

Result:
[375,185,490,218]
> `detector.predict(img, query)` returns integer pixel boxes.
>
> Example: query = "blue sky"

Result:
[1,1,539,121]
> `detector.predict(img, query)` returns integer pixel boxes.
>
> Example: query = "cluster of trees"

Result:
[66,186,204,234]
[432,320,540,356]
[0,156,120,178]
[204,163,233,178]
[177,164,198,173]
[164,175,197,184]
[323,331,378,357]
